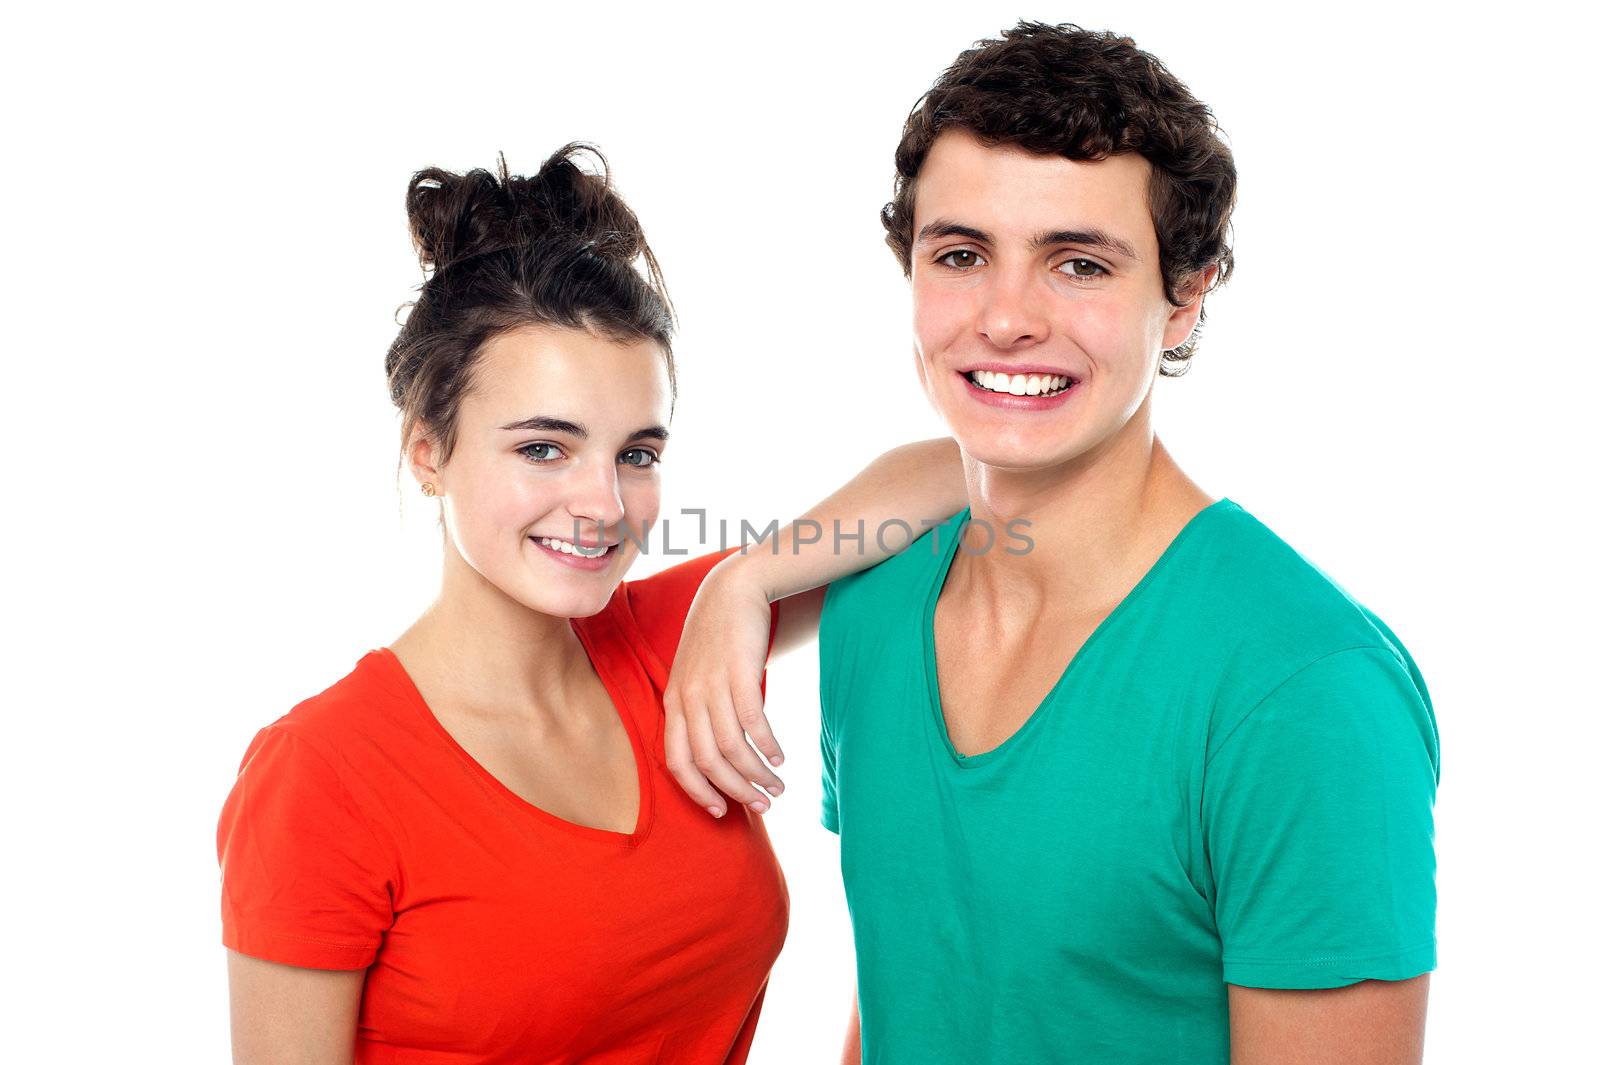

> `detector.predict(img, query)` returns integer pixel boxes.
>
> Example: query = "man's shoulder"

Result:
[824,512,963,623]
[1189,502,1423,700]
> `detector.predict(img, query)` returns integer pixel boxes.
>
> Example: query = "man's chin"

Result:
[950,432,1093,476]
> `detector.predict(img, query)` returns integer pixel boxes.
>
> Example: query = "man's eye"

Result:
[937,249,985,270]
[1059,258,1107,278]
[518,442,564,463]
[619,448,658,468]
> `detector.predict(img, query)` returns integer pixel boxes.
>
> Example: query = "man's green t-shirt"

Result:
[818,500,1440,1063]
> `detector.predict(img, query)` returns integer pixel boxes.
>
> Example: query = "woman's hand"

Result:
[663,557,786,818]
[662,436,965,817]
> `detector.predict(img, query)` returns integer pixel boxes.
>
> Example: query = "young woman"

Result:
[216,144,965,1064]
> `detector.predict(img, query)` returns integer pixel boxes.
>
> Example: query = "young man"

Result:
[665,21,1438,1065]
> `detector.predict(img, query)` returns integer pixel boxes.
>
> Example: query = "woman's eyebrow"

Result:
[499,415,587,436]
[497,416,668,444]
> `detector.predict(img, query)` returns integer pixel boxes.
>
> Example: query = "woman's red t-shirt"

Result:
[217,548,789,1064]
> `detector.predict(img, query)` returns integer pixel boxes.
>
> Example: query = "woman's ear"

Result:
[406,425,444,495]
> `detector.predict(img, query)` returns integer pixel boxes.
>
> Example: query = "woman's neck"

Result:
[389,542,601,726]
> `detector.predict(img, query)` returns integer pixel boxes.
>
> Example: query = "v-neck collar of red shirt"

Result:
[368,598,659,848]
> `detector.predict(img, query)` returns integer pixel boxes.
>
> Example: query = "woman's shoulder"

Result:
[239,648,417,771]
[606,546,747,680]
[618,546,739,630]
[219,651,401,969]
[222,649,422,862]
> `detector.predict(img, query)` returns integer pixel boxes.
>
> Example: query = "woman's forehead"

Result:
[463,325,671,433]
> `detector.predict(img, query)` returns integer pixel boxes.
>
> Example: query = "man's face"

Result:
[909,128,1206,472]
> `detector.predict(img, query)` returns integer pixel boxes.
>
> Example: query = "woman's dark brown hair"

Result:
[881,22,1237,375]
[386,143,675,467]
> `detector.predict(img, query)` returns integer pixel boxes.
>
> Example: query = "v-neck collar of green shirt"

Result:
[920,498,1240,769]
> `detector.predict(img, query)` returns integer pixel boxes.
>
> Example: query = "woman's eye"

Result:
[518,442,564,463]
[619,448,658,468]
[1059,258,1107,278]
[937,249,985,270]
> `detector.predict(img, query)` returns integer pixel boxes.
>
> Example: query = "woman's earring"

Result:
[421,482,437,497]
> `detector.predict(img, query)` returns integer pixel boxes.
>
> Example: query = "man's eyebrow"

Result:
[498,415,669,444]
[1032,227,1141,261]
[915,219,1141,262]
[915,219,994,246]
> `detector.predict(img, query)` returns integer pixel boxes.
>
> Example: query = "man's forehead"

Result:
[912,129,1155,245]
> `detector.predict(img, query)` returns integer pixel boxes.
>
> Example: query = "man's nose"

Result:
[977,266,1050,350]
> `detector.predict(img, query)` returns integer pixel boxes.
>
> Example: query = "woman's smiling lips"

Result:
[529,535,619,571]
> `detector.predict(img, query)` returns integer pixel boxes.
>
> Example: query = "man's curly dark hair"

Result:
[882,22,1237,375]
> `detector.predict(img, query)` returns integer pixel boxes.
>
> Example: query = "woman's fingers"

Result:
[666,678,786,818]
[663,562,789,817]
[663,696,727,818]
[733,675,786,769]
[685,690,774,812]
[710,685,785,797]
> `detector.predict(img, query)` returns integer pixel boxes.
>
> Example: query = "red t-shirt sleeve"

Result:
[624,546,781,680]
[217,725,395,970]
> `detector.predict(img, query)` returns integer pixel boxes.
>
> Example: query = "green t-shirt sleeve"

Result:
[818,581,843,834]
[821,692,841,835]
[1202,645,1440,989]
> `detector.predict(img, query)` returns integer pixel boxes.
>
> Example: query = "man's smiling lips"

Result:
[956,363,1081,409]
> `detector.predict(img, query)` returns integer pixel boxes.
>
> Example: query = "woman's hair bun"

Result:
[388,143,676,469]
[404,143,647,275]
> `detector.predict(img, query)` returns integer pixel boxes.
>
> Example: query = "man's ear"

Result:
[1161,263,1221,352]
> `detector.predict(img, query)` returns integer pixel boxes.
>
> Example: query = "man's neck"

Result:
[957,413,1212,615]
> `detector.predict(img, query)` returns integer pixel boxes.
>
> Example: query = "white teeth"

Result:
[968,369,1073,397]
[536,537,609,557]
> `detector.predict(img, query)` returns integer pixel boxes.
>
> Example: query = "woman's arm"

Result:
[663,437,966,816]
[227,950,364,1065]
[723,436,966,633]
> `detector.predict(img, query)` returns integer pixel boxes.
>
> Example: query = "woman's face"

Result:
[414,323,672,619]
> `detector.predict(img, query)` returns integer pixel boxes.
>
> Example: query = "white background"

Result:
[5,2,1596,1061]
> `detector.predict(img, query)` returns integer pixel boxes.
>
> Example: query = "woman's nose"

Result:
[563,463,626,539]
